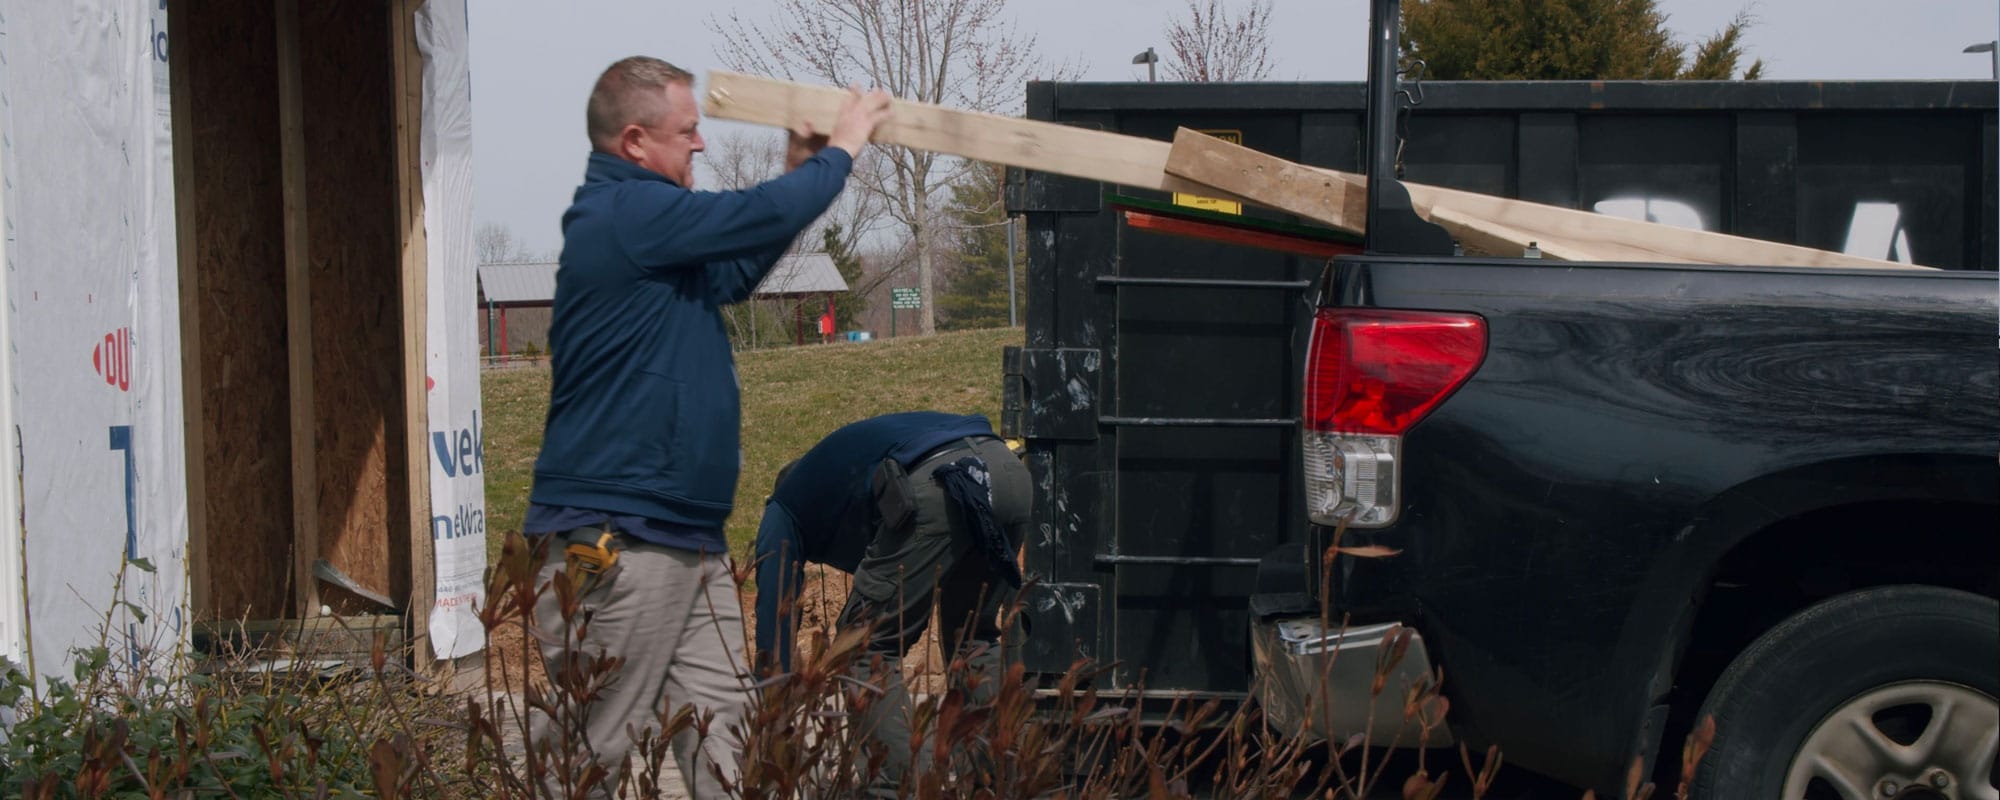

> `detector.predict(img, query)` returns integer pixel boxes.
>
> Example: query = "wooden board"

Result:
[391,0,437,667]
[700,71,1241,201]
[178,0,294,622]
[1164,127,1929,270]
[1409,179,1928,267]
[193,614,404,664]
[166,0,209,619]
[706,72,1923,270]
[1160,131,1368,231]
[275,0,320,617]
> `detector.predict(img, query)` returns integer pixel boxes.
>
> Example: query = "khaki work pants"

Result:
[531,538,751,799]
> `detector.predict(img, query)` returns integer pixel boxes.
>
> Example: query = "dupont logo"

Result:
[94,327,133,392]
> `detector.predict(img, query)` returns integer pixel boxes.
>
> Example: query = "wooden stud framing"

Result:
[274,0,320,616]
[171,0,431,639]
[167,0,209,618]
[391,0,436,668]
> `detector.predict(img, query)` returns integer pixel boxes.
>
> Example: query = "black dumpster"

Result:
[1001,79,1998,701]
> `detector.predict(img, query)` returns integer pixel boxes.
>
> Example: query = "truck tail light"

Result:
[1303,309,1485,527]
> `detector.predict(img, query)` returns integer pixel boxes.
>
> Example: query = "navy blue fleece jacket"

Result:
[529,148,854,532]
[753,412,997,670]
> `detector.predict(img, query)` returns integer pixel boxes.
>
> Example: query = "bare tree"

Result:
[708,0,1063,334]
[700,129,896,347]
[700,129,783,191]
[1163,0,1276,82]
[695,131,780,347]
[476,222,528,264]
[701,129,891,260]
[695,132,840,347]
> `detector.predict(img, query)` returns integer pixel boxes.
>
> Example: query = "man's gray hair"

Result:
[586,56,694,151]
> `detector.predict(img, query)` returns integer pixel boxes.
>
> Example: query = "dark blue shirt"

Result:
[753,412,997,670]
[527,148,854,542]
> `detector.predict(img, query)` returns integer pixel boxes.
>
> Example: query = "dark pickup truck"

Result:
[1001,25,1999,796]
[1272,256,1998,794]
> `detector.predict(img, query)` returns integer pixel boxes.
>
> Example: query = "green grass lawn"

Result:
[480,327,1024,562]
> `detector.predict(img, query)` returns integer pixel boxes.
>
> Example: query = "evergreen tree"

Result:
[1402,0,1763,81]
[937,163,1023,331]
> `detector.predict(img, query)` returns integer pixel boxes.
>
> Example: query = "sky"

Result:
[467,0,2000,256]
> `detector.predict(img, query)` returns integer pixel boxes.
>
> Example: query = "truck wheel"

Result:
[1692,585,1997,800]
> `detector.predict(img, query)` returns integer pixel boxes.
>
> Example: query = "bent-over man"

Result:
[753,411,1031,790]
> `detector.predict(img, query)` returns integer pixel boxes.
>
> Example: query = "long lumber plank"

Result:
[1427,204,1600,261]
[705,71,1922,270]
[1159,138,1369,232]
[1410,180,1928,268]
[701,71,1237,200]
[1166,131,1607,259]
[1166,127,1926,269]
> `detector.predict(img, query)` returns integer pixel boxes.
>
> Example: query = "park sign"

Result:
[891,288,922,309]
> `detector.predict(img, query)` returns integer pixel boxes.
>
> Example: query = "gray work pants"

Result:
[531,538,751,799]
[835,437,1032,791]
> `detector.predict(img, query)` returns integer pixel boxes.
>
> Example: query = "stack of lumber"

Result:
[702,71,1925,270]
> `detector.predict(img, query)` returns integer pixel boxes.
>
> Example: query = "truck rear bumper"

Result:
[1250,617,1453,747]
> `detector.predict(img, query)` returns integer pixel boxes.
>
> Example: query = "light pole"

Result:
[1965,41,1997,80]
[1132,47,1158,82]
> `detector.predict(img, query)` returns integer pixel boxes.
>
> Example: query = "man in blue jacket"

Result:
[753,411,1030,789]
[523,55,889,798]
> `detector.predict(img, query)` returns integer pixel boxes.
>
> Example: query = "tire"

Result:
[1691,585,1998,800]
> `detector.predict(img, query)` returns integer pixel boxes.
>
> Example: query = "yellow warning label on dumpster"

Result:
[1172,129,1243,215]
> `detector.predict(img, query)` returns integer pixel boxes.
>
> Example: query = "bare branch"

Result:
[477,223,530,265]
[1163,0,1276,82]
[704,0,1057,334]
[699,130,785,192]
